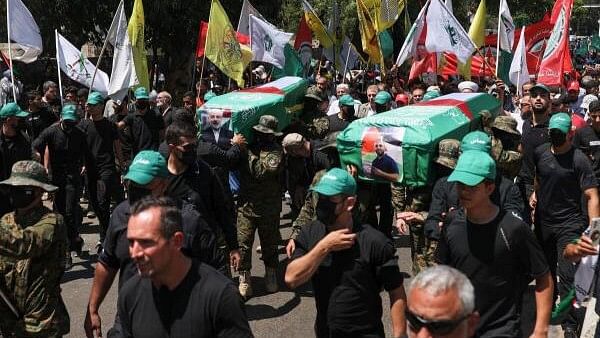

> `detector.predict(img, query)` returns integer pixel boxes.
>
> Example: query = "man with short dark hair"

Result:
[436,150,553,337]
[117,196,252,338]
[25,90,57,141]
[182,91,196,113]
[285,168,407,338]
[573,99,600,180]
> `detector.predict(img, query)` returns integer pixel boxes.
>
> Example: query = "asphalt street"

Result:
[58,200,563,338]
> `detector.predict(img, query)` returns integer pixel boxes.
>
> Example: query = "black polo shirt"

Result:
[518,118,549,197]
[118,260,252,338]
[123,109,164,155]
[572,125,600,180]
[292,221,404,337]
[78,118,118,174]
[371,154,398,174]
[109,113,133,168]
[436,209,549,337]
[0,131,31,181]
[26,107,57,140]
[99,199,223,288]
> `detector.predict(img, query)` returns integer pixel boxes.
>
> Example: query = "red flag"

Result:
[236,32,250,46]
[409,52,437,80]
[195,21,209,57]
[294,15,312,51]
[537,0,573,86]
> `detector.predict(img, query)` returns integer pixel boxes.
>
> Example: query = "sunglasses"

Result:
[406,309,469,335]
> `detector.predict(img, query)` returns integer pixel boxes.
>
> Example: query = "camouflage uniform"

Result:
[491,115,523,180]
[392,184,435,275]
[237,116,284,271]
[0,161,69,337]
[301,86,329,140]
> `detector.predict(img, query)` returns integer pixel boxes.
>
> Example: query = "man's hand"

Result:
[286,239,296,258]
[396,211,424,224]
[84,308,102,338]
[229,249,241,271]
[395,217,409,235]
[529,192,537,210]
[564,235,599,261]
[320,228,356,252]
[231,133,247,146]
[346,164,358,178]
[529,330,548,338]
[371,166,384,178]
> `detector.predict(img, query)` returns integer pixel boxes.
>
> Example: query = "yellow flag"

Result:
[127,0,149,90]
[361,0,398,32]
[357,0,384,67]
[301,0,334,48]
[459,0,486,79]
[205,0,245,86]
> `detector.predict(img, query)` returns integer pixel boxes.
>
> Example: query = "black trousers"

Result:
[53,172,83,251]
[87,170,118,243]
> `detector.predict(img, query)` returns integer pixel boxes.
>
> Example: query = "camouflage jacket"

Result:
[0,206,69,336]
[391,183,432,221]
[491,137,523,180]
[238,142,284,217]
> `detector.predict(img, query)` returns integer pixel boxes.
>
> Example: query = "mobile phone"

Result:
[588,218,600,247]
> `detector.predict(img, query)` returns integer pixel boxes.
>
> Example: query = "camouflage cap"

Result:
[282,133,305,150]
[0,160,57,192]
[492,115,520,136]
[434,139,460,169]
[252,115,282,136]
[305,85,326,102]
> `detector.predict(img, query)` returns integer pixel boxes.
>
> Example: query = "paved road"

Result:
[60,200,562,338]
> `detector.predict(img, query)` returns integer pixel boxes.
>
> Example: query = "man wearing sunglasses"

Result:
[436,150,553,338]
[285,168,407,338]
[407,265,479,338]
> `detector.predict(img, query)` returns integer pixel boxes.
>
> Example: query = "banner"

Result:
[7,0,42,63]
[537,0,573,86]
[509,27,530,93]
[250,15,293,69]
[127,0,149,90]
[459,0,486,79]
[237,0,264,36]
[56,32,109,95]
[425,0,476,63]
[294,15,313,67]
[357,0,384,67]
[106,0,138,101]
[302,0,334,48]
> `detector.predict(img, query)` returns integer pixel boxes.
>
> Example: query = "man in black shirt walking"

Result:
[117,87,165,156]
[573,100,600,180]
[117,196,252,338]
[285,168,407,338]
[436,150,553,338]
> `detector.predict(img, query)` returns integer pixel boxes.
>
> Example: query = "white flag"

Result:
[425,0,476,63]
[509,27,529,91]
[250,15,293,69]
[106,0,138,102]
[56,32,109,95]
[445,0,453,14]
[498,0,515,52]
[238,0,264,36]
[7,0,42,63]
[395,1,428,66]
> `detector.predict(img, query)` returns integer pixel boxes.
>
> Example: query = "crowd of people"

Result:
[1,65,600,338]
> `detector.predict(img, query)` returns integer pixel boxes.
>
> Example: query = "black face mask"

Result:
[128,185,152,204]
[179,149,197,166]
[16,119,27,131]
[549,130,567,147]
[135,101,149,110]
[62,121,76,133]
[315,198,339,226]
[10,187,37,209]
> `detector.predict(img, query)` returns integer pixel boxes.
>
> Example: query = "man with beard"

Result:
[237,115,284,298]
[529,113,599,337]
[285,168,407,338]
[373,91,393,114]
[356,85,379,118]
[518,84,551,224]
[573,100,600,180]
[117,87,165,156]
[201,109,233,150]
[84,151,222,338]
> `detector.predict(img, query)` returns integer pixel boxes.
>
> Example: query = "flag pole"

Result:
[495,4,501,77]
[89,15,114,97]
[342,42,351,84]
[516,69,521,97]
[6,1,17,100]
[198,6,211,101]
[55,30,64,107]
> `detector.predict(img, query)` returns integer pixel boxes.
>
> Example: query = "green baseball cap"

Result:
[549,112,571,134]
[338,94,355,107]
[530,84,550,96]
[310,168,356,196]
[61,104,79,121]
[422,90,441,102]
[204,90,217,102]
[134,87,149,100]
[87,91,105,105]
[461,131,491,153]
[0,102,29,119]
[448,150,496,186]
[374,91,392,105]
[124,151,169,186]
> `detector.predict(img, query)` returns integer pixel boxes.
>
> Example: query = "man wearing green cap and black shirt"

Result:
[85,150,222,338]
[373,90,393,114]
[33,104,95,258]
[529,112,599,336]
[0,103,32,215]
[237,115,284,298]
[285,168,407,338]
[117,87,165,156]
[436,150,553,338]
[0,160,69,337]
[79,92,123,251]
[326,94,356,135]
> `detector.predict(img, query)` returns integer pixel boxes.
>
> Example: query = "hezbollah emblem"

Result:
[444,23,459,47]
[222,26,242,66]
[264,35,273,52]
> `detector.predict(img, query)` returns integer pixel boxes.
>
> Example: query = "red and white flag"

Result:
[537,0,573,86]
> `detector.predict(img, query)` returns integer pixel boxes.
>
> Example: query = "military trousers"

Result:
[237,210,281,271]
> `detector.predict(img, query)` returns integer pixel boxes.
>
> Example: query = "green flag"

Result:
[273,44,304,79]
[590,36,600,52]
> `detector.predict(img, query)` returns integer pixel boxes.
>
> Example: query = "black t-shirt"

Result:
[292,221,404,337]
[371,154,398,174]
[99,200,224,288]
[78,118,118,174]
[572,125,600,180]
[26,107,57,140]
[436,210,549,338]
[534,144,597,228]
[32,123,92,178]
[124,109,165,155]
[118,260,252,338]
[0,131,31,181]
[109,113,133,167]
[326,115,352,134]
[518,119,549,196]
